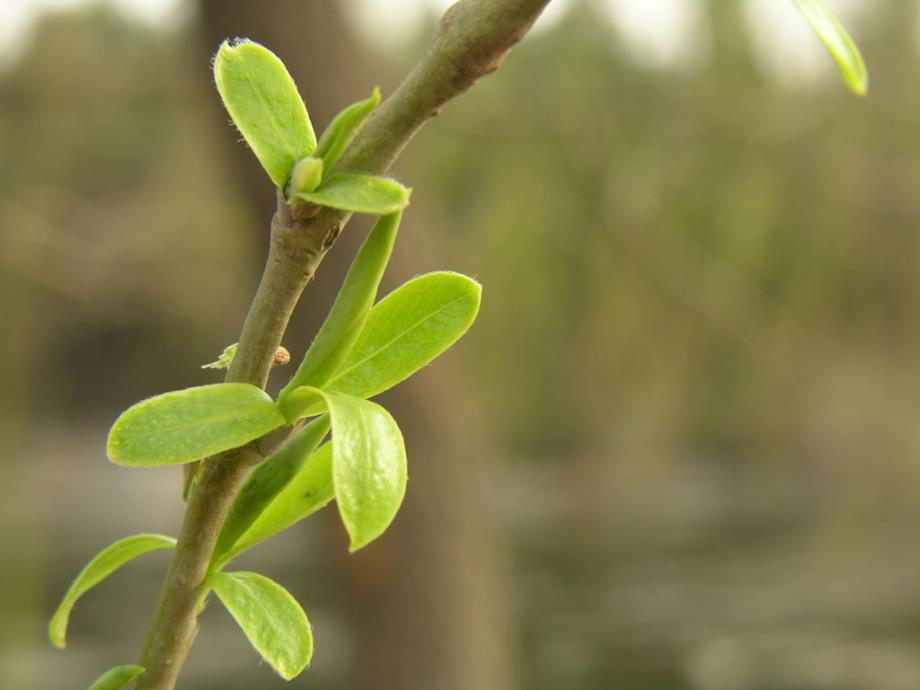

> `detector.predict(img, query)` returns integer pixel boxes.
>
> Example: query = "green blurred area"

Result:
[4,2,920,689]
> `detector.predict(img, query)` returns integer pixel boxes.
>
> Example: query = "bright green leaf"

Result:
[211,571,313,680]
[220,442,334,565]
[201,342,238,370]
[280,212,401,401]
[214,39,316,187]
[49,534,175,648]
[792,0,868,96]
[290,388,407,551]
[107,384,286,467]
[325,272,481,401]
[287,156,324,197]
[314,87,381,171]
[292,173,410,214]
[214,416,331,567]
[87,665,145,690]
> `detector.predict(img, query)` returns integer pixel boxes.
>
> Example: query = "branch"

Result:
[136,2,551,688]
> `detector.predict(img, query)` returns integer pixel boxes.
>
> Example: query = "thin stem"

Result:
[134,2,551,688]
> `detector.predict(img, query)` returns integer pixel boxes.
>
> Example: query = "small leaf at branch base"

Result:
[325,271,482,401]
[314,87,381,170]
[221,443,334,564]
[792,0,868,96]
[211,571,313,680]
[214,415,331,566]
[292,173,410,214]
[280,211,401,399]
[87,665,145,690]
[49,534,176,648]
[107,383,286,467]
[214,39,316,187]
[201,342,238,370]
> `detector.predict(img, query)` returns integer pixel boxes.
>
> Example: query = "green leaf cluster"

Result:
[214,40,409,213]
[58,203,480,680]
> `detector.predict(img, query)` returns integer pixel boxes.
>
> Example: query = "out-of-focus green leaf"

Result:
[49,534,176,648]
[107,384,285,467]
[314,87,381,170]
[87,665,145,690]
[792,0,868,95]
[324,272,481,401]
[201,342,238,370]
[280,212,401,402]
[220,442,334,564]
[213,416,331,567]
[213,39,316,187]
[210,571,313,680]
[292,173,410,214]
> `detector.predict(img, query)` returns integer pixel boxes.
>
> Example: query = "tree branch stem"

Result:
[134,2,550,687]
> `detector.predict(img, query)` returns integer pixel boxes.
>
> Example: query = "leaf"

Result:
[214,416,331,566]
[279,212,402,401]
[792,0,868,96]
[49,534,176,648]
[107,384,286,467]
[314,87,381,171]
[292,173,410,214]
[295,388,407,551]
[219,442,334,565]
[325,272,481,401]
[287,156,324,197]
[87,665,145,690]
[214,39,316,187]
[201,342,238,370]
[211,571,313,680]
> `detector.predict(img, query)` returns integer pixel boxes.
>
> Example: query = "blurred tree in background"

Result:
[4,2,920,689]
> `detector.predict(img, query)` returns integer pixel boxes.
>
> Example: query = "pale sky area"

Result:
[0,0,872,90]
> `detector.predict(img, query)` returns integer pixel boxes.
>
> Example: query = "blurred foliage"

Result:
[5,2,920,690]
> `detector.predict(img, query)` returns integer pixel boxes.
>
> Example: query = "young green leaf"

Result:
[292,173,410,214]
[280,212,402,400]
[325,272,481,401]
[291,388,407,551]
[49,534,176,648]
[107,383,286,467]
[210,571,313,680]
[214,39,316,187]
[218,443,334,565]
[214,416,331,566]
[792,0,868,96]
[201,342,238,370]
[287,156,324,197]
[314,87,381,171]
[87,665,145,690]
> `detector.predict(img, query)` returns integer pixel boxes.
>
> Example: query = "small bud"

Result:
[273,346,291,367]
[288,156,324,198]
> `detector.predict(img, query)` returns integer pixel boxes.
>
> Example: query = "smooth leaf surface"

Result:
[287,156,324,196]
[292,173,410,214]
[107,384,285,467]
[221,443,334,564]
[211,571,313,680]
[307,388,407,551]
[325,272,481,401]
[314,87,381,170]
[50,534,176,648]
[280,212,401,400]
[87,665,145,690]
[214,416,331,566]
[214,39,316,187]
[792,0,867,95]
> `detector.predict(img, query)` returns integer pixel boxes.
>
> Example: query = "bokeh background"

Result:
[3,1,920,689]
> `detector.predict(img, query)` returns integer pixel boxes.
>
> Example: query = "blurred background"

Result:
[3,1,920,688]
